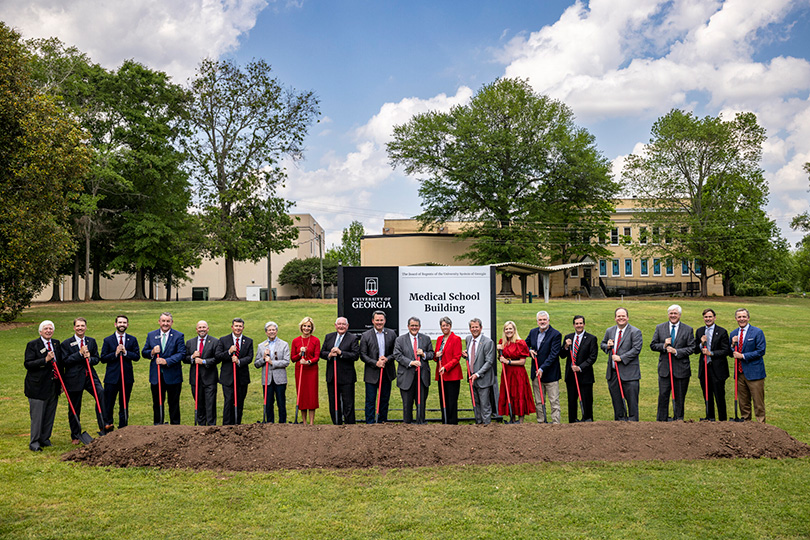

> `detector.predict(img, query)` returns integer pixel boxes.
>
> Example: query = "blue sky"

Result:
[5,0,810,248]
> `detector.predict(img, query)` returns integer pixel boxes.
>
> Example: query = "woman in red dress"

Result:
[497,320,536,423]
[291,316,320,425]
[435,316,463,424]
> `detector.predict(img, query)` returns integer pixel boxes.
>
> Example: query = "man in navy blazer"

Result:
[526,311,562,423]
[185,320,220,426]
[695,308,731,421]
[216,317,253,425]
[59,317,109,440]
[730,308,767,422]
[320,316,360,424]
[100,315,140,428]
[559,315,598,423]
[359,310,397,424]
[142,312,186,425]
[600,307,643,421]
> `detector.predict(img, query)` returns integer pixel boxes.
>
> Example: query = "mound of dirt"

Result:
[63,421,810,471]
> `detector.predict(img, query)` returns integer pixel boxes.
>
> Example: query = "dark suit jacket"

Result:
[525,326,562,382]
[600,324,643,381]
[24,338,62,400]
[142,329,187,385]
[184,335,220,386]
[216,334,253,387]
[730,325,766,380]
[694,324,730,382]
[59,335,100,392]
[320,331,360,384]
[560,331,598,385]
[393,332,434,391]
[359,328,397,384]
[100,333,140,385]
[650,322,696,378]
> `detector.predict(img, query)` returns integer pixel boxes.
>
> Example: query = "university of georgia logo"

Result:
[365,277,379,296]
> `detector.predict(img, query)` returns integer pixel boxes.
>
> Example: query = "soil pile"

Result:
[63,421,810,471]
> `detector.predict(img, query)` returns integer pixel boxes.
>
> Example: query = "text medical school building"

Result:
[361,199,724,299]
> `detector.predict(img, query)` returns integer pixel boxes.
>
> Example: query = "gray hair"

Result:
[439,316,453,327]
[160,312,173,320]
[536,311,550,319]
[668,304,682,314]
[38,320,55,332]
[264,321,278,331]
[468,318,483,327]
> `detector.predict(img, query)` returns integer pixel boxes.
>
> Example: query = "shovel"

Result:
[85,358,108,436]
[375,365,383,424]
[156,360,167,425]
[53,363,93,444]
[700,350,712,421]
[119,354,128,425]
[667,351,676,421]
[501,361,516,424]
[608,350,629,421]
[570,349,586,421]
[529,350,547,423]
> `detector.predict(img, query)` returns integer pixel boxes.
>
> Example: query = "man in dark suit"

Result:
[526,311,562,423]
[100,315,140,428]
[359,310,397,424]
[142,312,186,425]
[24,320,61,451]
[559,315,598,423]
[320,316,360,424]
[393,317,434,424]
[650,304,696,421]
[695,308,731,421]
[184,320,220,426]
[731,308,767,422]
[216,317,253,425]
[59,317,109,442]
[601,307,643,421]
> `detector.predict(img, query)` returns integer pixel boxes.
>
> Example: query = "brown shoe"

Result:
[104,424,115,432]
[71,439,81,445]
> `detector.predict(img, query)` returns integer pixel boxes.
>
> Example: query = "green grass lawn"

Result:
[1,297,809,539]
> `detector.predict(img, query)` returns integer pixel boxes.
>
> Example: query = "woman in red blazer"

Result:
[435,316,463,424]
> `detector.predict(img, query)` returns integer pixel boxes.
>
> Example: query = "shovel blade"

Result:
[79,431,94,445]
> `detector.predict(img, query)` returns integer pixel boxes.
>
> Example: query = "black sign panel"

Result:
[338,266,399,334]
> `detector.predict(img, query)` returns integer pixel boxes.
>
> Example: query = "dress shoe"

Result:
[105,424,115,432]
[72,439,81,445]
[40,440,52,447]
[29,445,42,452]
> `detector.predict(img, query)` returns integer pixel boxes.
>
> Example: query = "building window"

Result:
[640,259,649,276]
[624,259,633,276]
[599,260,607,277]
[611,259,620,276]
[653,258,661,276]
[652,226,660,244]
[610,228,619,245]
[666,258,674,276]
[623,227,632,244]
[665,229,672,245]
[681,259,690,276]
[694,259,702,275]
[639,227,648,245]
[570,265,579,278]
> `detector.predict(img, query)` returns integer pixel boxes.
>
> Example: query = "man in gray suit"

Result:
[394,317,434,424]
[600,307,643,421]
[359,310,397,424]
[650,304,695,421]
[254,321,291,423]
[184,320,220,425]
[462,318,497,425]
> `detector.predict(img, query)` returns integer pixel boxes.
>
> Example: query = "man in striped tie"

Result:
[560,315,598,423]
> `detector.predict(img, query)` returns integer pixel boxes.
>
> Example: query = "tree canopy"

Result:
[623,109,779,296]
[278,257,338,298]
[387,78,616,294]
[0,23,90,320]
[326,220,364,266]
[183,58,320,300]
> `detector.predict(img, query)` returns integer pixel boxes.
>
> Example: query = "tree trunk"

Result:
[723,275,732,296]
[499,273,514,295]
[132,268,147,300]
[92,257,103,300]
[563,270,569,297]
[72,257,80,301]
[49,276,61,302]
[165,278,172,301]
[84,229,91,302]
[148,272,154,300]
[223,256,238,300]
[700,273,708,297]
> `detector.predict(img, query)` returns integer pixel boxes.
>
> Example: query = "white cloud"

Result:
[3,0,268,82]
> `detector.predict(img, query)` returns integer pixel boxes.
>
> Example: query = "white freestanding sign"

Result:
[397,266,494,339]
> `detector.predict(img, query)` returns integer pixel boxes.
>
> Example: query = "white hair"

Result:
[668,304,682,314]
[38,320,55,332]
[264,321,278,331]
[536,311,550,319]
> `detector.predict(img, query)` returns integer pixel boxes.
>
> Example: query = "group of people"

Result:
[23,305,766,451]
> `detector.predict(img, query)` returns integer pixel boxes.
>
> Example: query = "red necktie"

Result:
[235,337,240,356]
[119,335,123,346]
[199,338,204,355]
[413,336,418,359]
[737,329,744,373]
[615,329,623,352]
[46,341,52,352]
[573,335,580,364]
[81,338,85,349]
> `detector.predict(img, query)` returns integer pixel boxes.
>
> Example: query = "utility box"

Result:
[246,286,262,301]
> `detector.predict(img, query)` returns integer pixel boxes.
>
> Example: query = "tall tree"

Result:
[790,162,810,291]
[326,220,364,266]
[0,24,90,320]
[183,58,320,300]
[278,257,338,298]
[387,78,616,294]
[623,109,774,296]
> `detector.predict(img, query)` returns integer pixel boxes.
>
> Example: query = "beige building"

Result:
[35,214,325,302]
[361,199,724,299]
